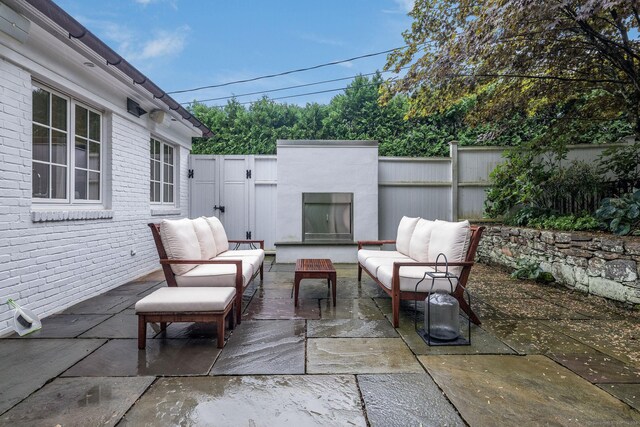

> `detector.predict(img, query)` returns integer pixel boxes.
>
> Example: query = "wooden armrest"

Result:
[357,240,396,249]
[159,259,242,266]
[228,239,265,249]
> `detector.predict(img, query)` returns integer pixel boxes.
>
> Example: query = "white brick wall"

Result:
[0,57,191,336]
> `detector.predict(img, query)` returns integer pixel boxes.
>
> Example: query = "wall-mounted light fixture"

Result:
[149,109,165,124]
[127,98,147,117]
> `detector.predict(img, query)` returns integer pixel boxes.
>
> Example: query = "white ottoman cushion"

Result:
[135,287,235,313]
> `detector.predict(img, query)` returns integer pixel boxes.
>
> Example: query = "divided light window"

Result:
[32,84,102,203]
[150,138,174,204]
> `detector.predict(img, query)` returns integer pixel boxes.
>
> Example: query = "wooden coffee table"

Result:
[293,259,336,307]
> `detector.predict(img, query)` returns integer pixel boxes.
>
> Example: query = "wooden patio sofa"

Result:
[148,217,264,325]
[357,217,484,328]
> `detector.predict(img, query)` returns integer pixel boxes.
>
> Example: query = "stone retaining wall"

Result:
[476,226,640,304]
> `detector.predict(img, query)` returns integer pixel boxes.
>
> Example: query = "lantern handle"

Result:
[434,253,449,275]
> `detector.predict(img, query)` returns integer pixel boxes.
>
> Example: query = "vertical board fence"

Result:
[189,142,630,251]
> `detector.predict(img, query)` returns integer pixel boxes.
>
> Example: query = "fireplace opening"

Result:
[302,193,353,242]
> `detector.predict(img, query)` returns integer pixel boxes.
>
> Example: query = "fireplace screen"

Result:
[302,193,353,242]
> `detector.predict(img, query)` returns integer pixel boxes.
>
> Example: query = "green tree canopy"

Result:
[382,0,640,136]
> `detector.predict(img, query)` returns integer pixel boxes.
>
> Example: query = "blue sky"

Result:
[55,0,414,107]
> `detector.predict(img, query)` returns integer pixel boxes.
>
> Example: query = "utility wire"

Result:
[182,67,410,106]
[208,78,397,108]
[167,45,413,95]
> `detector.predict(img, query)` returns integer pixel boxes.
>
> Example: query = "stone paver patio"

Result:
[1,259,639,426]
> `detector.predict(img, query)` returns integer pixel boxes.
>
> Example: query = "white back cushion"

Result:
[159,218,201,275]
[205,216,229,254]
[427,220,471,264]
[396,216,420,256]
[409,219,435,262]
[192,217,218,260]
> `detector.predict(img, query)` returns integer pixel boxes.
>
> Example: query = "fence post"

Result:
[450,140,459,221]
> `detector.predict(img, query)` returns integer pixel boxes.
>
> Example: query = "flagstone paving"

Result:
[0,261,638,425]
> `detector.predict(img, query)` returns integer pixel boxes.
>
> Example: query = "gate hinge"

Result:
[246,231,252,239]
[188,169,194,178]
[246,169,252,179]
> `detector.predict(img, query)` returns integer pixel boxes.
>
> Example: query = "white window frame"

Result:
[31,82,104,206]
[150,137,176,206]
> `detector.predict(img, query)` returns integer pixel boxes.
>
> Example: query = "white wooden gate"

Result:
[189,155,277,250]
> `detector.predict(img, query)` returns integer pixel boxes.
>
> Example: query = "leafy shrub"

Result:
[598,141,640,183]
[511,259,555,283]
[528,214,600,231]
[595,189,640,235]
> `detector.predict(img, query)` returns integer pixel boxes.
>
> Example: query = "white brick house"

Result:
[0,0,210,336]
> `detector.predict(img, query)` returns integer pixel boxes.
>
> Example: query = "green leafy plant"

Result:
[598,141,640,183]
[528,214,600,231]
[511,259,555,283]
[595,189,640,235]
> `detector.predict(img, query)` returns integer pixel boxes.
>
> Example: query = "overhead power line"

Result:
[208,78,397,108]
[167,45,412,95]
[182,67,410,106]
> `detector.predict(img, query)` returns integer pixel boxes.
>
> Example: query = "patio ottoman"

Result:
[135,287,236,349]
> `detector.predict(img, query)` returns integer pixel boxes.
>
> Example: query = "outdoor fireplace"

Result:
[302,193,353,242]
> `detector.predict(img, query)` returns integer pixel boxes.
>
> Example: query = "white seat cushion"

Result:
[204,216,229,254]
[192,217,217,260]
[135,287,235,313]
[175,261,253,287]
[159,218,201,275]
[377,265,459,293]
[365,256,414,278]
[396,216,420,256]
[427,220,471,277]
[409,219,435,262]
[214,254,262,277]
[357,249,406,266]
[218,249,265,265]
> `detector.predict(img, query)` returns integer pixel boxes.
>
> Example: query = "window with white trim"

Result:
[32,84,102,203]
[150,138,175,205]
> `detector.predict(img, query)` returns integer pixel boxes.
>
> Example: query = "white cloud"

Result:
[135,26,190,60]
[383,0,414,14]
[338,61,354,69]
[134,0,153,4]
[299,33,344,47]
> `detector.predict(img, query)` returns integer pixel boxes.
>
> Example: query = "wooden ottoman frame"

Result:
[138,302,235,349]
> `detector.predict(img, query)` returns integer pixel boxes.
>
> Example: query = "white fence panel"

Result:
[253,156,278,250]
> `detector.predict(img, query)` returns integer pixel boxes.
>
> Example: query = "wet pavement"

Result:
[0,260,639,426]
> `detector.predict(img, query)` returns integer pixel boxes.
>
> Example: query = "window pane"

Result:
[166,165,174,184]
[32,125,50,162]
[153,141,160,161]
[89,111,101,141]
[154,161,161,182]
[75,105,88,137]
[163,183,170,203]
[51,165,67,199]
[32,87,50,125]
[150,182,154,202]
[153,182,161,202]
[89,142,100,171]
[89,171,100,200]
[166,184,174,203]
[166,146,174,165]
[74,168,87,200]
[51,95,67,131]
[163,164,169,183]
[75,137,87,169]
[52,130,67,165]
[32,162,50,198]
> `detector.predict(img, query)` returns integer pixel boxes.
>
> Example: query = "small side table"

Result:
[292,259,336,307]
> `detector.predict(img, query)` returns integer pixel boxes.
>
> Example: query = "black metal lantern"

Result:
[415,253,471,346]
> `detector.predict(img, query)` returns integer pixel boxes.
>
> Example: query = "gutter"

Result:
[24,0,213,138]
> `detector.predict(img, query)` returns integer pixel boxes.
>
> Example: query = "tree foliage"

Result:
[382,0,640,136]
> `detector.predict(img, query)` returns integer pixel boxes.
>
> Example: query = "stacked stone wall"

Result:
[477,226,640,304]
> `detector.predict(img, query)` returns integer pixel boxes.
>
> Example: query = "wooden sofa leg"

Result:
[260,263,264,281]
[229,303,236,330]
[357,264,362,282]
[217,315,225,348]
[456,291,481,325]
[392,297,400,328]
[236,295,242,325]
[138,315,146,350]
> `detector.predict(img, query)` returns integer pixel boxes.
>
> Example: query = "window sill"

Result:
[151,208,182,217]
[31,209,114,222]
